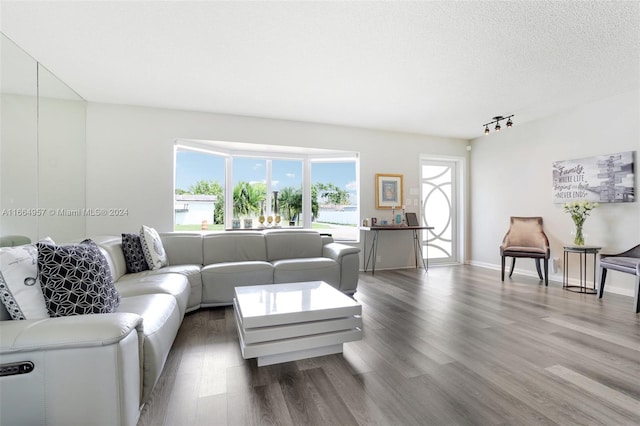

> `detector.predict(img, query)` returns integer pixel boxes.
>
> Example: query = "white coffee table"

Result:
[233,281,363,366]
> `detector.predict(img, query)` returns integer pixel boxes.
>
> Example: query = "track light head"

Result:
[495,122,501,132]
[484,125,490,135]
[506,117,513,128]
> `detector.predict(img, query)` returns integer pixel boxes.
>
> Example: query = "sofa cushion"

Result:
[159,232,204,266]
[140,225,168,270]
[272,257,340,288]
[37,240,120,317]
[116,272,190,318]
[0,238,53,320]
[117,265,202,312]
[203,232,266,264]
[92,236,128,282]
[201,261,273,305]
[121,233,149,273]
[117,293,181,403]
[264,230,323,261]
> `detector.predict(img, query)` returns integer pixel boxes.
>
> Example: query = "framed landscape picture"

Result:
[376,173,403,209]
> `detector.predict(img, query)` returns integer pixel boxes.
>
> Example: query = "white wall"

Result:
[470,90,640,296]
[85,103,469,269]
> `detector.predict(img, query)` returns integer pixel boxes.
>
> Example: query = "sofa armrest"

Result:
[1,313,143,353]
[1,314,144,426]
[323,242,360,262]
[323,243,360,293]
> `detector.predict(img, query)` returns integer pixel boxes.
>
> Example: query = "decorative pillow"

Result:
[37,239,120,317]
[140,225,168,270]
[122,233,149,273]
[0,238,54,320]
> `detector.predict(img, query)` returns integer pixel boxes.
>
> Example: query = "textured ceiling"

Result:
[1,1,638,139]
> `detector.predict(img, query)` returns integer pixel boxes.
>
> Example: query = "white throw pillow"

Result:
[0,237,54,320]
[139,225,168,270]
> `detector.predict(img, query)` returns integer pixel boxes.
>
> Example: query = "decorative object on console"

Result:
[483,114,514,135]
[376,173,404,209]
[122,233,150,273]
[406,212,419,226]
[0,237,54,320]
[563,200,598,246]
[37,239,120,317]
[140,225,168,270]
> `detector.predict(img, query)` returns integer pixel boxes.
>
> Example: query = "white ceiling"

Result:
[1,1,638,140]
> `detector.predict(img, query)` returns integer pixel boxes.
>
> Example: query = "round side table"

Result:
[563,245,602,294]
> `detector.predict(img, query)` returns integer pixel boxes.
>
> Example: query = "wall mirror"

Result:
[1,33,87,243]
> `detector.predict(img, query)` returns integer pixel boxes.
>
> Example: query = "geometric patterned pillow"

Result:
[121,233,149,273]
[139,225,168,270]
[37,239,120,317]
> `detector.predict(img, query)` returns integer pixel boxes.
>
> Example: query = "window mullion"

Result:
[303,158,312,228]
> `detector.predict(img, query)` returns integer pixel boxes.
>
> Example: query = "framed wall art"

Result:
[552,151,635,203]
[376,173,404,209]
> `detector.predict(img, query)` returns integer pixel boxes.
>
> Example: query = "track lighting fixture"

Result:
[483,115,514,135]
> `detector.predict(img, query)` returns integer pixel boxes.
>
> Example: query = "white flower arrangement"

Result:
[563,200,598,245]
[563,200,599,226]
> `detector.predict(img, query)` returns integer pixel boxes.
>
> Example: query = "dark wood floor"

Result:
[138,266,640,426]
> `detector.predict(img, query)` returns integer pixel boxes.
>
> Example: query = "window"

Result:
[174,140,359,241]
[174,149,225,231]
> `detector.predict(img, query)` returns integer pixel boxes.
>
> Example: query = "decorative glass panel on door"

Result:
[421,160,457,263]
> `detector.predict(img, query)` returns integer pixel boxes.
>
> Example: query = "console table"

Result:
[361,225,434,274]
[563,245,602,294]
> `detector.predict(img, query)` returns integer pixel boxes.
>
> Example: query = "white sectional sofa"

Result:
[0,229,360,426]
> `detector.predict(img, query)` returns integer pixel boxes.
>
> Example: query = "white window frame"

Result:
[175,139,360,241]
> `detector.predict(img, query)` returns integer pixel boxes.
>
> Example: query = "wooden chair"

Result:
[500,217,550,286]
[598,244,640,313]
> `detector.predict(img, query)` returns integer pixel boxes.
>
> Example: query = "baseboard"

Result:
[468,260,634,297]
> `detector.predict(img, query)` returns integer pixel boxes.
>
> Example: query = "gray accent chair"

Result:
[500,217,550,286]
[598,244,640,313]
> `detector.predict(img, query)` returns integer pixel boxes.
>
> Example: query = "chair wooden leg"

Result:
[534,258,543,280]
[501,256,506,281]
[509,257,516,278]
[598,268,607,298]
[543,258,549,286]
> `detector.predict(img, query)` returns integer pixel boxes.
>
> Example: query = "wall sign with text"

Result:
[552,151,635,203]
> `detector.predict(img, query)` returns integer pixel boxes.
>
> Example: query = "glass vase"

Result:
[573,223,585,246]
